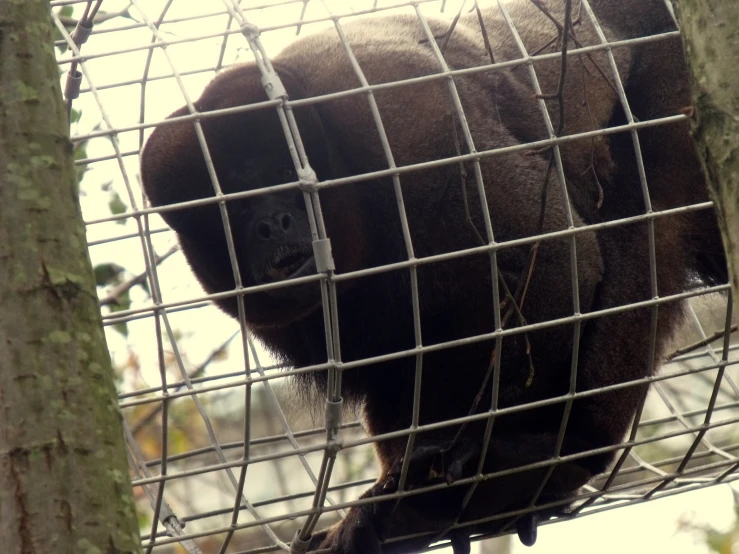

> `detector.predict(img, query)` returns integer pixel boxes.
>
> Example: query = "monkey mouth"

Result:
[265,244,315,282]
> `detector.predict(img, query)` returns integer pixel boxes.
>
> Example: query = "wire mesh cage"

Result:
[53,0,738,553]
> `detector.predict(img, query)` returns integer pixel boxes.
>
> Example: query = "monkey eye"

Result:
[278,168,296,182]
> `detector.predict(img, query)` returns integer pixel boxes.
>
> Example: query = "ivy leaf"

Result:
[108,289,131,338]
[108,191,128,223]
[94,263,125,287]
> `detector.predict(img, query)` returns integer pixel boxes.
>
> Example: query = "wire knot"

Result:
[240,22,260,40]
[297,166,319,193]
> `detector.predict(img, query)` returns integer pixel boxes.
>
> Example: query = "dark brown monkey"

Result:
[141,0,726,552]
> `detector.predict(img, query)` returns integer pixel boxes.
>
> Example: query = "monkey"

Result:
[140,0,726,552]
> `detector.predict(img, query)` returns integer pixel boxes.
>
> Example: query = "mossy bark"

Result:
[0,2,142,553]
[673,0,739,301]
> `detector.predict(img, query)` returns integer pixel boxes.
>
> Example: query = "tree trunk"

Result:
[673,0,739,301]
[0,3,142,553]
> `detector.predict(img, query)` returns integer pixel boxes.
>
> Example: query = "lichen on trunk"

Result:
[674,0,739,302]
[0,2,142,553]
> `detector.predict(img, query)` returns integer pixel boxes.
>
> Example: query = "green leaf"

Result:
[94,263,125,287]
[69,107,82,125]
[113,322,129,337]
[108,192,128,223]
[73,141,88,183]
[108,289,131,337]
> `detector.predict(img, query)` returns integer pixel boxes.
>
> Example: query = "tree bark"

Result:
[0,2,142,553]
[673,0,739,301]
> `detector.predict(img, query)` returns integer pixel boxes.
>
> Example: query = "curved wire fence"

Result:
[54,0,737,552]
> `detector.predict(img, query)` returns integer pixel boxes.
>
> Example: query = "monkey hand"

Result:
[385,436,481,490]
[306,481,395,554]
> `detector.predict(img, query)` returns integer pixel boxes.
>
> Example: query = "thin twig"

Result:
[131,331,239,436]
[668,324,738,360]
[100,244,178,306]
[474,0,496,64]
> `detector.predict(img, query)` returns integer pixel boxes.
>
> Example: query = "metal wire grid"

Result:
[52,0,738,552]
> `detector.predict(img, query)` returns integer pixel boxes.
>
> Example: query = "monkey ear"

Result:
[141,104,203,209]
[140,98,227,240]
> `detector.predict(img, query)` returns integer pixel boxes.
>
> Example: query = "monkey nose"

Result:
[256,212,294,241]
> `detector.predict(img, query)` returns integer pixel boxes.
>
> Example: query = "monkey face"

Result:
[168,165,326,328]
[140,61,387,331]
[223,169,326,328]
[219,165,316,289]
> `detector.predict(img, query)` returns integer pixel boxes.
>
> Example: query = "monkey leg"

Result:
[308,428,598,553]
[389,432,591,549]
[395,431,596,546]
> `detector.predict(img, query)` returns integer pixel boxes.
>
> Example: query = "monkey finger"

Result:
[444,438,480,484]
[449,531,472,554]
[516,513,540,547]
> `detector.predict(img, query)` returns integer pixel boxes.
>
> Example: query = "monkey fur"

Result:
[141,1,726,552]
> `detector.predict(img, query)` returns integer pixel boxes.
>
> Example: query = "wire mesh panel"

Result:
[54,0,737,553]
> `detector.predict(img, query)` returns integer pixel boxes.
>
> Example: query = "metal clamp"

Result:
[289,529,312,554]
[313,239,335,273]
